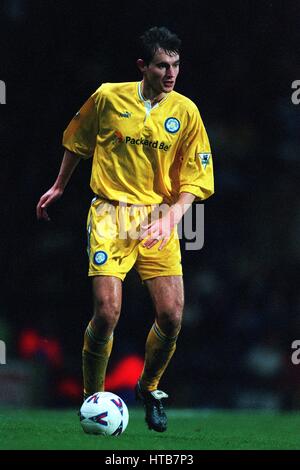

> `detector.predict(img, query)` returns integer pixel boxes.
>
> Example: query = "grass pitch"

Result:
[0,408,300,450]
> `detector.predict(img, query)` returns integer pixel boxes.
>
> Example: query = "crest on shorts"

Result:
[164,117,180,134]
[93,251,108,265]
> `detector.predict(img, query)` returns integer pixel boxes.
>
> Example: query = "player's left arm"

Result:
[141,105,214,250]
[140,191,195,250]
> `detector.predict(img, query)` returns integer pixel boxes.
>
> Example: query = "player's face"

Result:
[143,48,180,94]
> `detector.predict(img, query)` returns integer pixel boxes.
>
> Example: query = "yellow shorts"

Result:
[87,197,182,281]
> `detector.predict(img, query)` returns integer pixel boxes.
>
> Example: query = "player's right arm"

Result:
[37,92,99,221]
[36,149,82,221]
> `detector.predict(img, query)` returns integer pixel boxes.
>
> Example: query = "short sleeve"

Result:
[179,106,214,201]
[62,96,98,159]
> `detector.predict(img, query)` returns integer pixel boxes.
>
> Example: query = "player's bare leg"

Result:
[82,276,122,398]
[136,275,184,432]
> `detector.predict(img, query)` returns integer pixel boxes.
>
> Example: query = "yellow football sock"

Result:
[140,322,180,392]
[82,321,113,398]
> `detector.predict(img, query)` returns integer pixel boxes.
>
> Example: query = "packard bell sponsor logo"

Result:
[113,130,124,143]
[125,136,171,151]
[113,131,171,151]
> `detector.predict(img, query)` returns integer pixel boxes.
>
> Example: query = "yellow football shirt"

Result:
[63,82,214,205]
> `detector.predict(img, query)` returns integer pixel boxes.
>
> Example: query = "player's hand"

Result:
[139,211,176,251]
[36,186,63,221]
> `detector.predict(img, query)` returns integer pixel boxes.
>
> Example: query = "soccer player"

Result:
[36,26,214,432]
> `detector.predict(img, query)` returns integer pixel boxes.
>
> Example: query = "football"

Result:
[79,391,129,436]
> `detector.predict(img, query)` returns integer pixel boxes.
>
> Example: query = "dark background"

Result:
[1,0,300,409]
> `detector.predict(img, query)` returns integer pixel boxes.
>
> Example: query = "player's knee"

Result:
[93,295,121,329]
[157,300,183,336]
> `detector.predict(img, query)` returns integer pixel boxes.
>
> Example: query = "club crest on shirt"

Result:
[93,251,108,265]
[198,152,211,169]
[164,117,180,134]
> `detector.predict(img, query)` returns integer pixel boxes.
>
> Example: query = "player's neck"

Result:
[141,81,166,106]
